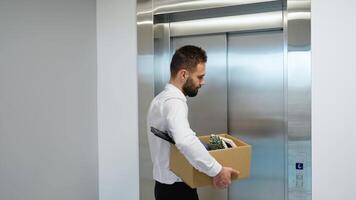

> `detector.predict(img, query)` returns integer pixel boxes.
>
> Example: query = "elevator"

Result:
[137,1,311,200]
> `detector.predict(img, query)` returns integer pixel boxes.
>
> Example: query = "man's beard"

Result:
[182,77,200,97]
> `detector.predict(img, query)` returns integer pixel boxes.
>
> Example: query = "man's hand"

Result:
[213,167,240,189]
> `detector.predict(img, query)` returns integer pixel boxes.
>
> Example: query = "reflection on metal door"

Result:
[171,34,228,135]
[228,31,285,200]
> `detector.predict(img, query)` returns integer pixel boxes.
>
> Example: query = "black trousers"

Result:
[155,181,199,200]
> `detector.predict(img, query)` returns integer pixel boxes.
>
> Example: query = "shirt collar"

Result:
[165,83,187,102]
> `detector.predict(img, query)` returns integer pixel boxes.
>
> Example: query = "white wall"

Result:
[97,0,139,200]
[0,1,98,200]
[312,1,356,200]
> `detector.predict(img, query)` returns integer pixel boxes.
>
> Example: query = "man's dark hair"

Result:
[170,45,207,77]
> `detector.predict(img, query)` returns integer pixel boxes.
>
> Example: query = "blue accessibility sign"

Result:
[296,163,304,170]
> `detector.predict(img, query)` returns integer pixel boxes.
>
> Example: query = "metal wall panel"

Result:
[169,11,282,37]
[154,23,171,95]
[286,0,312,199]
[137,0,155,200]
[153,0,279,14]
[227,31,285,200]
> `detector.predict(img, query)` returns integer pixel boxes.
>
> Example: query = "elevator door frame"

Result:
[138,1,312,199]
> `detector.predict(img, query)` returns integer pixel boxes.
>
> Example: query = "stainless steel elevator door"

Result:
[228,31,285,200]
[171,34,228,200]
[171,31,285,200]
[171,34,228,135]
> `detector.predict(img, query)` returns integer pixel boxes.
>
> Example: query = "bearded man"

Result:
[147,45,238,200]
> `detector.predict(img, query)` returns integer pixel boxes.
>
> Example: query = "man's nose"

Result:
[201,79,205,85]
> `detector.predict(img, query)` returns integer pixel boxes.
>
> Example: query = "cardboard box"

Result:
[170,133,251,188]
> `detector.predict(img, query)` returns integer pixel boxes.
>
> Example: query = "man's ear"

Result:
[179,69,189,81]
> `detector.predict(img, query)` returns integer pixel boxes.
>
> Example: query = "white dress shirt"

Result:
[147,84,222,184]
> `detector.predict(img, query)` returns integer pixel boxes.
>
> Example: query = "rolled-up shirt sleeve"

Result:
[163,98,222,177]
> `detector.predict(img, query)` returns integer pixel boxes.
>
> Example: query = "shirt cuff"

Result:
[207,161,222,177]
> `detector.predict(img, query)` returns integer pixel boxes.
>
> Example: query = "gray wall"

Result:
[0,1,98,200]
[97,0,139,200]
[312,0,356,200]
